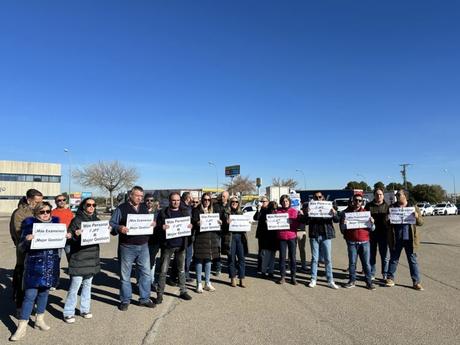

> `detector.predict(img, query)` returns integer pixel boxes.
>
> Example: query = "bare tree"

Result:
[224,175,255,196]
[272,177,298,189]
[73,161,139,209]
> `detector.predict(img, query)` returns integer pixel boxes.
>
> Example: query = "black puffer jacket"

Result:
[192,207,221,260]
[68,209,101,277]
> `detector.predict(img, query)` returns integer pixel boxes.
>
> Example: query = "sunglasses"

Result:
[315,196,323,200]
[354,199,363,203]
[85,203,96,207]
[56,199,66,202]
[192,201,200,204]
[261,200,268,203]
[145,199,154,202]
[231,201,239,203]
[39,209,51,214]
[203,198,211,201]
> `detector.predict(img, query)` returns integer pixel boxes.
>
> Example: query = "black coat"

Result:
[255,208,278,251]
[192,207,221,260]
[68,210,101,277]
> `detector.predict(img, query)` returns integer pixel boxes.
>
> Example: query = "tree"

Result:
[411,184,446,204]
[345,181,371,192]
[272,177,298,189]
[387,181,413,192]
[224,175,255,196]
[73,161,139,209]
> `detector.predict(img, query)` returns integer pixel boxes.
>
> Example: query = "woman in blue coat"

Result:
[11,201,71,341]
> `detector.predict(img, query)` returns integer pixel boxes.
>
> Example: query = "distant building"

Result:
[0,160,61,213]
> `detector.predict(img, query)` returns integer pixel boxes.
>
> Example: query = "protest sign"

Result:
[126,214,154,235]
[199,213,221,232]
[31,223,67,250]
[166,216,191,239]
[229,215,251,232]
[389,207,416,224]
[344,211,372,229]
[267,213,290,230]
[81,220,110,246]
[308,201,333,218]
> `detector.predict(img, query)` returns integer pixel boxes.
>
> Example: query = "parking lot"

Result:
[1,215,459,345]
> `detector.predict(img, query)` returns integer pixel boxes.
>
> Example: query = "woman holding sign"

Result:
[63,198,103,323]
[191,193,222,293]
[11,202,71,341]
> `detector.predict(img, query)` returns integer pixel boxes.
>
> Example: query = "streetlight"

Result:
[443,169,457,204]
[64,148,72,198]
[208,161,218,195]
[295,169,306,190]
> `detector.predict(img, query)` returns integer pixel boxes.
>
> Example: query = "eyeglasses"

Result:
[85,203,96,207]
[192,201,200,204]
[145,199,154,202]
[315,196,323,200]
[203,198,211,201]
[354,199,363,203]
[261,200,268,203]
[39,209,51,214]
[56,199,66,202]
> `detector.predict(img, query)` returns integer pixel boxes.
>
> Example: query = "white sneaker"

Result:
[196,283,203,294]
[328,281,339,290]
[81,312,92,319]
[308,280,316,288]
[64,316,75,324]
[204,283,216,292]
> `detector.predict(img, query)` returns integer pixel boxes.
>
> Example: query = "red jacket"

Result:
[340,206,371,242]
[275,208,299,241]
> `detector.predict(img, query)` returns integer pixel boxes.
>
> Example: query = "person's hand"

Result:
[218,220,222,225]
[228,218,232,224]
[65,232,72,239]
[370,217,375,224]
[150,221,156,227]
[75,229,82,236]
[298,209,304,216]
[119,226,129,234]
[163,224,170,230]
[26,234,34,241]
[330,208,337,216]
[414,212,419,219]
[187,224,193,229]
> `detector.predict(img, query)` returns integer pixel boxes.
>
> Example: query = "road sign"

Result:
[225,165,240,177]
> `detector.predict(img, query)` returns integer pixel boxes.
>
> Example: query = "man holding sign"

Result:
[154,192,193,304]
[385,189,424,291]
[110,186,155,311]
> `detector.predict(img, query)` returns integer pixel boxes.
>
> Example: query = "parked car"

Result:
[242,205,257,223]
[417,203,434,216]
[433,202,458,215]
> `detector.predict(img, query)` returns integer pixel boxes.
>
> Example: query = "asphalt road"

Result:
[0,215,459,345]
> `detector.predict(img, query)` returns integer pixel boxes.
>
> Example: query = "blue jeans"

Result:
[310,236,334,282]
[119,243,151,304]
[387,239,420,284]
[279,239,297,278]
[228,234,246,279]
[20,287,49,320]
[195,259,211,285]
[63,275,93,317]
[370,234,389,278]
[346,241,372,284]
[261,249,275,274]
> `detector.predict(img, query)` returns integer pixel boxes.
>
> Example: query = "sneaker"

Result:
[308,280,316,288]
[204,283,216,292]
[50,287,56,291]
[179,292,192,301]
[64,316,76,323]
[118,302,129,311]
[81,312,93,319]
[196,284,203,293]
[371,276,375,281]
[413,283,424,291]
[328,281,339,290]
[276,277,285,285]
[366,283,377,291]
[343,281,356,289]
[213,271,221,277]
[140,299,156,308]
[385,279,395,287]
[156,294,163,304]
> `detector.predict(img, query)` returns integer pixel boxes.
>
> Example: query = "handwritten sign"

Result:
[389,207,416,224]
[344,211,372,229]
[81,220,110,246]
[166,216,191,239]
[267,213,290,230]
[308,201,333,218]
[126,214,154,235]
[199,213,221,232]
[229,215,251,232]
[31,223,67,249]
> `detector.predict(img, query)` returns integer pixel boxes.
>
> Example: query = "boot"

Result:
[230,278,237,287]
[239,279,246,288]
[10,320,28,341]
[35,313,50,331]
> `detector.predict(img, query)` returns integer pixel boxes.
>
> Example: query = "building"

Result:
[0,160,61,213]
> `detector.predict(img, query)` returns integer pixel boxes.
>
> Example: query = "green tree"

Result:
[411,184,446,204]
[345,181,371,192]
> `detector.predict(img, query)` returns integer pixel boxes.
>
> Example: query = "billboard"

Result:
[225,165,240,177]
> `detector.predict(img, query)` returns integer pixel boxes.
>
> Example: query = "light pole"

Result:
[208,161,218,195]
[443,169,457,204]
[295,169,306,190]
[64,148,72,197]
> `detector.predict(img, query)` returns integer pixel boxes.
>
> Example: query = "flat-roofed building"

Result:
[0,160,61,213]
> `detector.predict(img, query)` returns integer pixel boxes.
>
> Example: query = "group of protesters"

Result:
[7,185,423,341]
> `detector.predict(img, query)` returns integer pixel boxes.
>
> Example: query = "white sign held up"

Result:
[31,223,67,250]
[199,213,221,232]
[389,207,416,224]
[80,220,111,246]
[266,213,290,230]
[344,211,372,229]
[308,201,333,218]
[166,216,191,239]
[229,215,251,232]
[126,214,154,235]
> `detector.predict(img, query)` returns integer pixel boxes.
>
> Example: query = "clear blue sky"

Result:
[1,0,459,195]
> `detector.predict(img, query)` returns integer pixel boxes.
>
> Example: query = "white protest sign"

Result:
[31,223,67,250]
[229,215,251,232]
[126,214,154,235]
[80,220,110,246]
[267,213,290,230]
[308,201,333,218]
[344,211,372,229]
[166,216,191,239]
[199,213,221,232]
[389,207,416,224]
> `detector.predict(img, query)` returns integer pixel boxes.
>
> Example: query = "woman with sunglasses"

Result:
[191,193,222,293]
[63,198,102,323]
[11,202,71,341]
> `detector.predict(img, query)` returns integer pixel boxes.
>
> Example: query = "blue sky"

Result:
[1,0,459,195]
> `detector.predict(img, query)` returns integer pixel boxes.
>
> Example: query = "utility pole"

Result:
[400,163,412,190]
